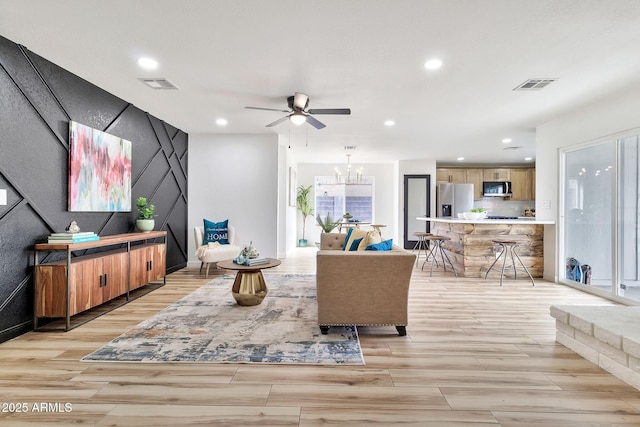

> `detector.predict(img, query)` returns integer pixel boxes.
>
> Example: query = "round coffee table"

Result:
[216,258,282,306]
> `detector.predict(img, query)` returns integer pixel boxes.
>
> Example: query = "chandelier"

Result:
[334,154,363,184]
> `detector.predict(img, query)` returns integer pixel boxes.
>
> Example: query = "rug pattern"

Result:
[82,273,364,365]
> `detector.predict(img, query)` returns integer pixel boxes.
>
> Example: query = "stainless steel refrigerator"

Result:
[436,183,474,217]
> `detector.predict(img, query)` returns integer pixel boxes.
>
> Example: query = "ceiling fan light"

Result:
[290,113,306,125]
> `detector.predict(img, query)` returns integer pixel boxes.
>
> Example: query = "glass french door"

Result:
[562,131,640,302]
[562,142,614,295]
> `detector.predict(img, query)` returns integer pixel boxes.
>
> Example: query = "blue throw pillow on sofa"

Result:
[349,237,363,251]
[203,219,229,244]
[365,238,393,251]
[342,228,354,250]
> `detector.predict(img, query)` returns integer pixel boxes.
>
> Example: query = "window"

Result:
[314,176,374,223]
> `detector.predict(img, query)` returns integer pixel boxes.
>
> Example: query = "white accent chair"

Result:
[194,225,241,278]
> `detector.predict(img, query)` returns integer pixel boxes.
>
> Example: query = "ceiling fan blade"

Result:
[266,115,290,127]
[306,115,326,129]
[307,108,351,115]
[293,92,309,110]
[245,106,290,113]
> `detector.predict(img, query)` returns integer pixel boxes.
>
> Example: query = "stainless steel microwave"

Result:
[483,181,512,197]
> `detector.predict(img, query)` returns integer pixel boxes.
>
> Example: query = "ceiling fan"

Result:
[245,92,350,129]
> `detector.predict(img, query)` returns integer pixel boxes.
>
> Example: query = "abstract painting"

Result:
[68,121,132,211]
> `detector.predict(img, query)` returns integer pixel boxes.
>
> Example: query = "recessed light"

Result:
[502,138,512,143]
[524,157,533,161]
[457,157,464,161]
[137,57,158,70]
[216,118,228,126]
[384,120,395,126]
[424,58,442,70]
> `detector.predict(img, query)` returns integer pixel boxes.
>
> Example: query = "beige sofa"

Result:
[316,232,416,336]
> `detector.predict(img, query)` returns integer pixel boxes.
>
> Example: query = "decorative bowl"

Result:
[462,211,487,220]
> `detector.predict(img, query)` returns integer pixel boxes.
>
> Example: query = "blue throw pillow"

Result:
[203,219,229,245]
[349,237,363,251]
[365,238,393,251]
[342,228,354,251]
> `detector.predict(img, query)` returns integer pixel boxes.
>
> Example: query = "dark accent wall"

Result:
[0,35,188,343]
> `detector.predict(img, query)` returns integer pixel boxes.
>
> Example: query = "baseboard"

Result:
[167,262,187,274]
[0,320,33,344]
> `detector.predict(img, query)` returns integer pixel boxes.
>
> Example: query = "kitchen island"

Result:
[416,217,555,278]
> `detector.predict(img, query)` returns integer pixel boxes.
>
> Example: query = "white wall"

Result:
[188,134,279,264]
[537,80,640,281]
[279,139,299,258]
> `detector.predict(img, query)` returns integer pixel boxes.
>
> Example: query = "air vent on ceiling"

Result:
[343,145,358,151]
[138,78,179,90]
[513,78,557,91]
[503,146,522,150]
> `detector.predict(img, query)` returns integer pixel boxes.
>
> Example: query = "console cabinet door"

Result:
[129,244,166,290]
[150,244,166,282]
[100,252,128,301]
[36,259,97,317]
[129,246,149,290]
[72,259,94,315]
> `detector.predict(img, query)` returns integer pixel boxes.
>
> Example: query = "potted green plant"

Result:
[296,185,314,247]
[135,196,156,233]
[316,213,341,233]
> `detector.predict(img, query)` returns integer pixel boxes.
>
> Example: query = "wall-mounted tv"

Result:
[68,121,132,212]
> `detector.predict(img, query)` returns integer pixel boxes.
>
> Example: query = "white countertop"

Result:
[416,216,555,225]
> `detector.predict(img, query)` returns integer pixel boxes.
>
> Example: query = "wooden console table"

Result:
[34,231,167,331]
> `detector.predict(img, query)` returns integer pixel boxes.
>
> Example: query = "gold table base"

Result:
[231,270,269,306]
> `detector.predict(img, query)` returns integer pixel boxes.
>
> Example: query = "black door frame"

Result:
[403,174,431,249]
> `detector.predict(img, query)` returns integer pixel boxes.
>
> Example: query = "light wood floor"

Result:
[3,247,640,426]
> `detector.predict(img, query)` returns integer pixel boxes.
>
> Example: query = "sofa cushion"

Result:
[342,228,354,250]
[365,238,393,251]
[344,228,368,251]
[349,237,363,251]
[203,219,229,245]
[362,231,382,249]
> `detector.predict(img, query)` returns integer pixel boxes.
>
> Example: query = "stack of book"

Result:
[244,258,269,266]
[47,231,99,244]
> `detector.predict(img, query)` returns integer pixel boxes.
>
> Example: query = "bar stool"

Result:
[422,235,457,277]
[411,231,431,266]
[371,224,386,237]
[484,240,535,286]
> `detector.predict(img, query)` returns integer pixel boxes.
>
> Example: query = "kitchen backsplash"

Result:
[473,199,535,217]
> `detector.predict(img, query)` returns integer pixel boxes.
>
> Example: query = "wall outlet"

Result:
[541,200,551,209]
[0,189,6,206]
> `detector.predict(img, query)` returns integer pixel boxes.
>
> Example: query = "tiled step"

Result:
[550,305,640,390]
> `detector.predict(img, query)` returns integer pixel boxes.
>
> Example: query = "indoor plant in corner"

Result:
[296,185,314,247]
[135,196,156,233]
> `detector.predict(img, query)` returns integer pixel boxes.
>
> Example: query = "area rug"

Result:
[82,273,364,365]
